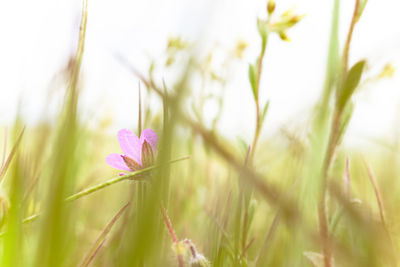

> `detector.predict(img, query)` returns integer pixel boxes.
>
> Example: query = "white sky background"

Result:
[0,0,399,147]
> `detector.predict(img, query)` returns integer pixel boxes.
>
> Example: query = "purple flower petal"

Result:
[140,129,158,153]
[106,153,131,171]
[117,129,141,163]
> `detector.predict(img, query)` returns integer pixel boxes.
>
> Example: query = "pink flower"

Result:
[106,129,158,172]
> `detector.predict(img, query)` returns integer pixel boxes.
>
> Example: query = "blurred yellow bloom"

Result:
[235,40,248,59]
[378,63,395,78]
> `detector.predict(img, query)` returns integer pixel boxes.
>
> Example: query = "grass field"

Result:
[1,0,399,266]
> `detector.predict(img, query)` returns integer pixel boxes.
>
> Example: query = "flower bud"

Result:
[182,239,211,267]
[141,140,155,167]
[278,31,291,42]
[121,155,141,171]
[172,241,188,256]
[288,14,305,26]
[267,0,276,15]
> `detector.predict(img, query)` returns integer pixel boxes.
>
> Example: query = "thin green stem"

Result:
[244,20,269,259]
[249,33,268,163]
[160,205,184,267]
[65,156,190,202]
[65,172,143,202]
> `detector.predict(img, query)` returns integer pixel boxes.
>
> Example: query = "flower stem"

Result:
[65,168,152,202]
[341,0,360,78]
[249,33,268,164]
[65,156,190,202]
[160,205,184,267]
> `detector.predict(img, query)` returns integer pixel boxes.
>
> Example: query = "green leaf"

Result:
[237,137,248,156]
[247,199,257,232]
[337,101,354,145]
[337,60,366,111]
[248,64,258,100]
[260,100,270,128]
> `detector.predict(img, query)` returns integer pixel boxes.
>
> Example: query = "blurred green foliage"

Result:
[0,0,398,266]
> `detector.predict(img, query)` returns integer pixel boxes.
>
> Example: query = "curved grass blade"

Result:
[80,202,131,267]
[1,128,7,167]
[0,127,25,184]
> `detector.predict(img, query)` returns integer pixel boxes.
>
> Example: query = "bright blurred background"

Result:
[1,0,399,145]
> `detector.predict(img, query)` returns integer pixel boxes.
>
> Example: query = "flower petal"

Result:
[118,129,141,163]
[140,129,158,153]
[106,153,131,171]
